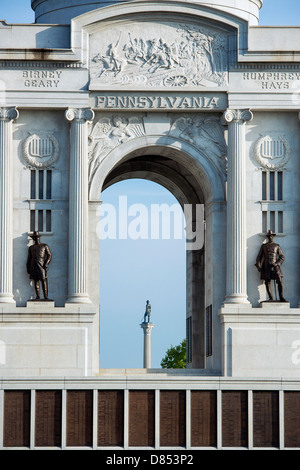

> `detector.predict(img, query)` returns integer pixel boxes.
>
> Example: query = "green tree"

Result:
[160,339,186,369]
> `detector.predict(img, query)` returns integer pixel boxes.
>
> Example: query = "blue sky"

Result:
[1,1,299,368]
[2,1,300,25]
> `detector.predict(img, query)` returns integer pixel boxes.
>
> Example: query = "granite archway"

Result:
[89,135,226,369]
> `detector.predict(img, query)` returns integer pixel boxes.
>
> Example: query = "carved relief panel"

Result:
[88,114,146,185]
[90,21,228,90]
[168,114,227,175]
[88,113,227,189]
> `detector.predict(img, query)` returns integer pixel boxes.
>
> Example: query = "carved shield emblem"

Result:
[254,134,291,169]
[23,132,59,168]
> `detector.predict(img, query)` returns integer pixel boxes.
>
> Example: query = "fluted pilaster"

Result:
[0,107,19,303]
[222,109,253,304]
[65,108,94,303]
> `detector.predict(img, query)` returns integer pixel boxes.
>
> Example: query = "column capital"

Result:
[141,322,154,334]
[65,107,94,123]
[0,107,19,122]
[222,109,253,125]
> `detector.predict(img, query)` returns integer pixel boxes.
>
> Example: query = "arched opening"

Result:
[90,136,226,372]
[99,179,186,368]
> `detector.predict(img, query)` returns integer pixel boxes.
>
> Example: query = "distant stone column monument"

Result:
[140,300,154,369]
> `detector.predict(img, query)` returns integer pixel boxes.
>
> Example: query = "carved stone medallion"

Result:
[90,22,228,89]
[23,132,60,168]
[254,134,291,169]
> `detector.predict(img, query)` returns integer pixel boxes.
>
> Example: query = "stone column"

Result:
[141,322,154,368]
[65,108,94,304]
[0,107,19,303]
[222,109,253,305]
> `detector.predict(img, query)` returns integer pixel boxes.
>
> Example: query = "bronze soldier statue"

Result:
[27,231,52,300]
[255,230,287,302]
[144,300,151,323]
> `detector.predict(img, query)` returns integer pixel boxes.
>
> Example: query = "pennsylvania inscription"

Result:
[96,94,224,110]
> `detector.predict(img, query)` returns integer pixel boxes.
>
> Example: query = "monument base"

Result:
[0,303,98,377]
[219,303,300,378]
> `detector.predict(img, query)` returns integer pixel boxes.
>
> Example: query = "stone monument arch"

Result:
[4,0,300,451]
[2,0,300,382]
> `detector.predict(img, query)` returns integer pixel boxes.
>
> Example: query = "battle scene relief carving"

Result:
[90,22,228,89]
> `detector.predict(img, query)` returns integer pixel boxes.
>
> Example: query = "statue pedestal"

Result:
[0,303,98,377]
[140,322,154,369]
[219,303,300,378]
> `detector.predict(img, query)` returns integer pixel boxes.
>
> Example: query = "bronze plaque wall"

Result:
[35,390,62,447]
[129,390,155,447]
[191,390,217,447]
[285,391,300,447]
[160,391,186,447]
[4,388,300,449]
[98,390,124,447]
[66,390,93,447]
[222,391,248,447]
[3,391,30,447]
[253,391,279,448]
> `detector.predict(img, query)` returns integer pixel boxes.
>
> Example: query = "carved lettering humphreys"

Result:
[254,134,291,169]
[22,70,62,88]
[90,22,228,89]
[241,71,300,90]
[169,115,227,175]
[23,132,60,168]
[88,115,145,186]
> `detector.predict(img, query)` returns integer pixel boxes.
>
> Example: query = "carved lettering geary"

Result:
[22,70,62,88]
[90,21,228,89]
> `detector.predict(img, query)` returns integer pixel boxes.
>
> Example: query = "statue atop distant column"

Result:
[26,231,52,300]
[141,300,153,368]
[255,230,287,302]
[144,300,151,323]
